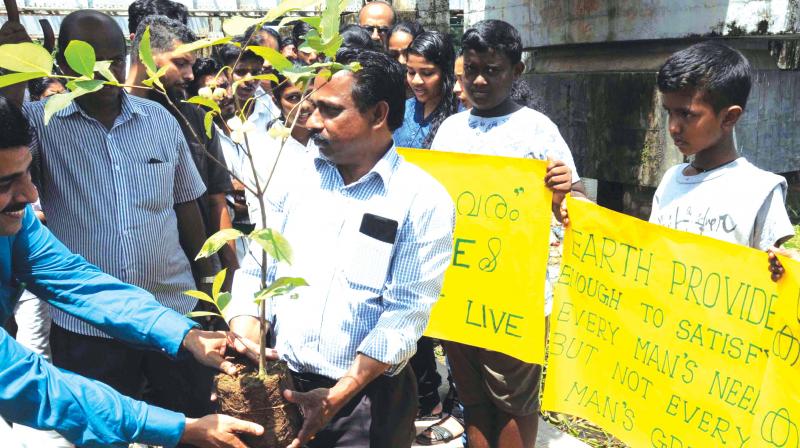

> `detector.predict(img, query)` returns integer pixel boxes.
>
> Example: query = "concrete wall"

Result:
[463,0,798,47]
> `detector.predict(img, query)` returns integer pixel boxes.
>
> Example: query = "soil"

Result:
[215,358,302,448]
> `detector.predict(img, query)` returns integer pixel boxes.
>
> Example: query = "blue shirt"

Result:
[1,206,196,447]
[229,146,455,379]
[24,92,206,338]
[393,97,433,149]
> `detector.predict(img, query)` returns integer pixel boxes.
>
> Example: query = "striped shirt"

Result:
[228,146,455,379]
[24,92,206,338]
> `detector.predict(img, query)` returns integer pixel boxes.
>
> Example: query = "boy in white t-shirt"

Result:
[652,42,794,251]
[430,19,585,448]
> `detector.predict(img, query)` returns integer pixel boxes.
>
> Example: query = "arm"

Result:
[204,125,239,275]
[0,21,30,108]
[175,200,215,283]
[1,326,263,448]
[14,206,195,356]
[0,325,185,447]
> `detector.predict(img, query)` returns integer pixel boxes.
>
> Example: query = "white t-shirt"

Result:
[650,157,794,251]
[430,106,580,182]
[431,106,581,315]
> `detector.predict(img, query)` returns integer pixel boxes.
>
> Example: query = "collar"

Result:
[413,98,431,125]
[314,144,400,189]
[53,91,147,123]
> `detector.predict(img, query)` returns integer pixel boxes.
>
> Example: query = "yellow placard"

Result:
[399,148,552,364]
[542,197,800,448]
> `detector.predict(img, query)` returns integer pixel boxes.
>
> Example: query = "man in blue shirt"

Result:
[0,96,263,447]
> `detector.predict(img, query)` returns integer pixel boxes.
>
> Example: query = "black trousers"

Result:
[292,366,418,448]
[410,336,442,415]
[50,324,214,447]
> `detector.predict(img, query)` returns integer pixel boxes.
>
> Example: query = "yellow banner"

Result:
[542,197,800,448]
[399,148,552,363]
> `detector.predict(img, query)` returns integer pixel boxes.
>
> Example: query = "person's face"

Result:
[406,53,442,106]
[0,147,38,236]
[462,48,522,111]
[200,73,235,119]
[305,72,385,165]
[60,24,126,103]
[282,44,297,60]
[359,4,394,46]
[388,31,413,65]
[257,31,280,50]
[277,82,314,129]
[297,48,319,65]
[453,55,471,109]
[40,81,65,99]
[661,88,736,157]
[153,43,196,102]
[231,58,265,104]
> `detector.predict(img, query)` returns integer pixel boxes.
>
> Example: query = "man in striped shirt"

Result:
[23,10,217,429]
[226,49,455,447]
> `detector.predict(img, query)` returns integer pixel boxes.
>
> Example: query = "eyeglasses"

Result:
[361,25,391,35]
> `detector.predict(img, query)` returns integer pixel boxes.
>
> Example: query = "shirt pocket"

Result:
[131,162,174,212]
[344,230,394,293]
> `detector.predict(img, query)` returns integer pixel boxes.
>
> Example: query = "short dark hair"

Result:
[132,15,196,59]
[28,77,64,101]
[217,34,265,66]
[292,21,313,47]
[462,19,522,65]
[245,24,281,50]
[128,0,188,35]
[280,36,295,50]
[335,49,406,131]
[0,96,32,150]
[339,24,384,52]
[189,57,221,96]
[657,41,752,111]
[58,11,125,64]
[388,21,424,42]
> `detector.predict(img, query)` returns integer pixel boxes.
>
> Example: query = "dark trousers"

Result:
[50,324,214,447]
[292,366,418,448]
[410,336,442,415]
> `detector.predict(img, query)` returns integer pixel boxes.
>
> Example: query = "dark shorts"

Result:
[443,341,542,416]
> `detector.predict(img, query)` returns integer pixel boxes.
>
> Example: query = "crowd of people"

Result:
[0,0,797,447]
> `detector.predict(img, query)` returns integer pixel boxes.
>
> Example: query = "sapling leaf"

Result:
[212,268,227,299]
[253,277,309,303]
[0,71,48,88]
[320,0,347,43]
[139,26,157,74]
[175,36,233,54]
[281,65,316,84]
[222,16,262,37]
[184,289,216,305]
[93,60,118,83]
[231,74,279,93]
[64,40,96,78]
[265,0,323,22]
[43,80,104,125]
[216,292,233,313]
[185,95,221,113]
[66,79,104,92]
[196,228,244,260]
[267,122,291,140]
[277,16,321,29]
[203,111,215,139]
[245,46,293,72]
[186,311,223,319]
[249,228,293,264]
[0,42,53,74]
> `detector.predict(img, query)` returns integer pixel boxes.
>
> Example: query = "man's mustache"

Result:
[310,132,330,147]
[2,202,26,213]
